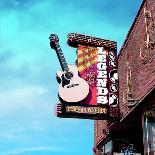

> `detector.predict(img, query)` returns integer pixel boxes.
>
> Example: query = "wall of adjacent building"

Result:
[118,0,155,119]
[94,0,155,154]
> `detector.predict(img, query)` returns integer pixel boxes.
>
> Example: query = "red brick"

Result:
[94,0,155,153]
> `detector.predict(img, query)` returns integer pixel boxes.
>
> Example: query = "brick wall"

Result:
[94,0,155,152]
[94,120,108,147]
[118,0,155,118]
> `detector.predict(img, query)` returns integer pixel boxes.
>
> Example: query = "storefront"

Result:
[94,89,155,154]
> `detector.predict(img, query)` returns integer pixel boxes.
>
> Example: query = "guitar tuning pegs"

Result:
[49,34,59,42]
[49,34,60,49]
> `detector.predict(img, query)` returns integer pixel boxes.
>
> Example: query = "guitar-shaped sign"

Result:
[49,34,89,103]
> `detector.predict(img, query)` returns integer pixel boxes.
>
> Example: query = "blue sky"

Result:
[0,0,142,155]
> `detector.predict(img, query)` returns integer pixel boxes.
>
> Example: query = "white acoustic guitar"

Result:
[49,34,89,103]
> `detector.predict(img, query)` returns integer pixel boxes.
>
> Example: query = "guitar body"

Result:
[49,34,90,103]
[57,65,89,103]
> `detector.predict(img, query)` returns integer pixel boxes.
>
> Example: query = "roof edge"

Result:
[118,0,146,57]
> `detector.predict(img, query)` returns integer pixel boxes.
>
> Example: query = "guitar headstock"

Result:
[49,34,59,50]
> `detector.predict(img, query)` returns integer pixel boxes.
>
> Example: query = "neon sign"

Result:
[52,33,119,120]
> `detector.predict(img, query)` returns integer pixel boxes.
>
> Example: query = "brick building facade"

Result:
[94,0,155,154]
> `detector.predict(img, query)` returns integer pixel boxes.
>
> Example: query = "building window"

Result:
[143,111,155,155]
[101,140,113,155]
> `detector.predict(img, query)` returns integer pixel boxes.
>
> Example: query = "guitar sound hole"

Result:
[61,74,70,87]
[64,72,73,80]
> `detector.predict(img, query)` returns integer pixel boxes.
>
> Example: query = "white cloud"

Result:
[0,85,48,117]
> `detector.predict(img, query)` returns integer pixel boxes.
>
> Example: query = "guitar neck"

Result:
[55,44,69,72]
